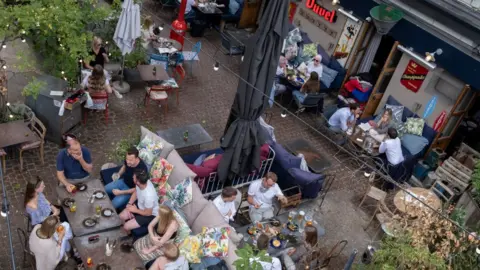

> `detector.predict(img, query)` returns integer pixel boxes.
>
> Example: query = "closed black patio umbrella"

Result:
[218,0,289,182]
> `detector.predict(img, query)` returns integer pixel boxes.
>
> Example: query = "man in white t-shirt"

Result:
[213,187,237,223]
[379,128,404,166]
[119,169,159,233]
[306,54,323,79]
[248,172,287,223]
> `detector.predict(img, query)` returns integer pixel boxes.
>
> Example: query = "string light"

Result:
[9,115,13,119]
[105,41,109,45]
[63,77,68,81]
[280,110,287,118]
[332,0,340,5]
[21,36,26,43]
[159,24,164,31]
[213,62,219,71]
[79,59,83,63]
[61,71,65,75]
[2,65,6,70]
[241,55,244,62]
[6,102,10,106]
[21,30,26,34]
[2,43,6,49]
[141,7,474,237]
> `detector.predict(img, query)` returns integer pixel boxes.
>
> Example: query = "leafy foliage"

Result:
[123,40,147,69]
[471,161,480,203]
[21,77,46,100]
[234,244,272,270]
[0,0,116,83]
[364,235,447,270]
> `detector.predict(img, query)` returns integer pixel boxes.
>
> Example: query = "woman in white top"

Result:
[29,216,70,270]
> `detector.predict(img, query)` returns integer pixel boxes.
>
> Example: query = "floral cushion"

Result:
[201,227,230,257]
[394,120,408,138]
[303,43,318,58]
[150,158,174,180]
[172,209,192,244]
[385,104,405,123]
[136,137,164,166]
[405,117,425,136]
[151,177,171,204]
[179,235,202,263]
[168,177,193,207]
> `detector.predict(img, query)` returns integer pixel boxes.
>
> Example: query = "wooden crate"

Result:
[442,157,471,183]
[435,166,469,193]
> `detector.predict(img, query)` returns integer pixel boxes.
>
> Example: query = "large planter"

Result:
[456,189,480,229]
[123,67,142,83]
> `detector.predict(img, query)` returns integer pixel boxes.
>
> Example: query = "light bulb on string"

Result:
[6,102,10,106]
[281,110,287,118]
[1,202,9,217]
[213,62,219,71]
[61,71,65,75]
[21,36,26,43]
[2,43,6,49]
[21,30,26,34]
[332,0,340,5]
[79,59,83,63]
[2,65,6,70]
[241,55,244,62]
[159,24,164,31]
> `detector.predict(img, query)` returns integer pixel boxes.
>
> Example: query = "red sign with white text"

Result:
[305,0,337,23]
[433,111,447,131]
[400,60,429,93]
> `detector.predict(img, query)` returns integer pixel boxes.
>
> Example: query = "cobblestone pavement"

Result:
[0,4,377,269]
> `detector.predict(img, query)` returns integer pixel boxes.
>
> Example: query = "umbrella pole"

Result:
[120,55,125,86]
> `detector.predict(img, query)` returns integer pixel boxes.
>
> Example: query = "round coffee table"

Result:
[393,187,442,214]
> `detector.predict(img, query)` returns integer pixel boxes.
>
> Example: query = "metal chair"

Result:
[16,227,36,269]
[144,85,171,117]
[182,41,201,75]
[24,213,33,233]
[290,92,325,116]
[19,116,46,170]
[83,92,109,126]
[0,148,6,174]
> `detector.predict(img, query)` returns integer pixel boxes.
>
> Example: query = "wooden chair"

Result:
[17,227,36,269]
[19,116,46,171]
[83,92,109,125]
[430,180,455,203]
[358,172,388,221]
[0,148,6,174]
[364,201,396,239]
[144,85,170,116]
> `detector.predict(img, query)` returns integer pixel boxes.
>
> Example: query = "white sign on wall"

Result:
[333,18,363,67]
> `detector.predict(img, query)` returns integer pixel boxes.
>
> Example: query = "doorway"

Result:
[370,35,396,82]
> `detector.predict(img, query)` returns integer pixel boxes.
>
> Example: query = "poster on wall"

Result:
[400,60,429,93]
[333,18,362,67]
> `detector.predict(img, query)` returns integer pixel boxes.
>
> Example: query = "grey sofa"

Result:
[139,126,238,268]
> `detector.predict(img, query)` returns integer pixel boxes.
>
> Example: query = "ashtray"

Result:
[120,243,134,253]
[96,263,111,270]
[83,217,97,228]
[75,183,87,192]
[93,190,106,199]
[101,208,114,217]
[62,198,75,207]
[269,218,281,227]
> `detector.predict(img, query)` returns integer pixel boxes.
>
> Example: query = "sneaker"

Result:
[113,89,123,99]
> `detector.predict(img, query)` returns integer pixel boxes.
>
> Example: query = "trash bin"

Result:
[190,20,207,37]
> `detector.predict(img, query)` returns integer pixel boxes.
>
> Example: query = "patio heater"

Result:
[170,0,187,51]
[357,4,403,73]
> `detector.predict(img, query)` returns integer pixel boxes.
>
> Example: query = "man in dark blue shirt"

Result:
[105,147,148,210]
[56,135,93,193]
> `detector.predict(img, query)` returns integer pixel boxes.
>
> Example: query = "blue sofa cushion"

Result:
[401,134,429,156]
[327,58,346,89]
[271,141,302,170]
[321,65,338,89]
[352,88,372,103]
[229,0,240,15]
[288,168,325,199]
[100,166,122,185]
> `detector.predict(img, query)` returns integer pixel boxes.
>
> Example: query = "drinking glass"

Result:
[305,214,313,226]
[95,205,102,215]
[288,210,297,222]
[69,202,77,213]
[297,211,305,223]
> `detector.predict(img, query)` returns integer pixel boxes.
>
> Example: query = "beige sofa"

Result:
[140,126,238,267]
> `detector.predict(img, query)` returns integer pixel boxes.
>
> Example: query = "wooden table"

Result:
[284,138,332,173]
[56,179,123,236]
[157,124,213,150]
[137,65,169,82]
[349,128,380,156]
[73,228,143,269]
[0,120,35,148]
[393,187,442,213]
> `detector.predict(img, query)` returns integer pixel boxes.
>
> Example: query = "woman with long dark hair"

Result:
[25,176,67,225]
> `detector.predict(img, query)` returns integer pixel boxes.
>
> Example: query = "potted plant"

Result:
[123,41,147,83]
[233,244,272,270]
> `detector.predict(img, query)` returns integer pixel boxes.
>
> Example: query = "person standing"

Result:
[105,147,148,210]
[248,172,287,223]
[56,134,92,193]
[119,169,159,234]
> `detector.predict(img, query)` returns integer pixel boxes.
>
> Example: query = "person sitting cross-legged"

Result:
[248,172,287,223]
[119,169,159,234]
[105,147,148,210]
[213,186,238,223]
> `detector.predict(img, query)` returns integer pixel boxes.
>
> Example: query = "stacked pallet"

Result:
[435,157,471,193]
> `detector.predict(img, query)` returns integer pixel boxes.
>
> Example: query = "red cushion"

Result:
[260,144,270,161]
[201,154,223,170]
[186,164,215,178]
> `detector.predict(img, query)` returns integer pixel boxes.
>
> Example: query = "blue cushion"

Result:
[193,153,207,166]
[270,141,302,170]
[401,134,429,156]
[316,45,331,66]
[352,88,372,103]
[320,65,338,89]
[288,168,325,199]
[229,0,240,15]
[100,166,122,185]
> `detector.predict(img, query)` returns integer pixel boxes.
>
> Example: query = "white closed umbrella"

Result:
[112,0,141,93]
[114,0,141,55]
